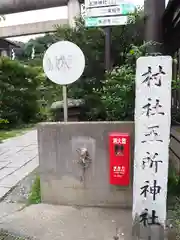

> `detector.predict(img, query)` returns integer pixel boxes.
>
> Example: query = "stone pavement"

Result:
[0,130,39,200]
[0,202,24,219]
[0,204,132,240]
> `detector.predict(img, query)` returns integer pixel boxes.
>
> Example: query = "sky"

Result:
[0,0,168,43]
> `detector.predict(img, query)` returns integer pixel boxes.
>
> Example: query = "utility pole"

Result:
[104,27,111,72]
[144,0,165,54]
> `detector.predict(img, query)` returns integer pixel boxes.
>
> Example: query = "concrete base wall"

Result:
[38,122,134,208]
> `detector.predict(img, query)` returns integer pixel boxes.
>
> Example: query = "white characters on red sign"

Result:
[113,166,125,176]
[113,137,127,144]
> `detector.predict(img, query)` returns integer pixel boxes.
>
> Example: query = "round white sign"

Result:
[43,41,85,85]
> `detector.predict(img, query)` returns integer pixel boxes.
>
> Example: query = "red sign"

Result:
[109,133,130,186]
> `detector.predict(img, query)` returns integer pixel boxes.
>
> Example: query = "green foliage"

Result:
[100,65,135,121]
[28,175,41,204]
[0,124,34,142]
[36,105,52,122]
[35,66,63,109]
[54,15,144,120]
[56,19,106,116]
[0,57,40,126]
[15,11,146,121]
[20,13,144,121]
[93,43,150,121]
[0,118,9,130]
[23,34,55,60]
[171,198,180,240]
[168,164,180,197]
[172,78,180,90]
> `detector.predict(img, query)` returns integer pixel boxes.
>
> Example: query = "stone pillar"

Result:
[68,0,80,27]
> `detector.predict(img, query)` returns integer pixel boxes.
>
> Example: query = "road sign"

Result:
[85,4,135,17]
[84,0,135,27]
[86,0,132,8]
[43,41,85,85]
[43,41,85,122]
[85,15,128,27]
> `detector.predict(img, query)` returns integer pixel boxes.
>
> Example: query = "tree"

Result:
[0,57,40,125]
[100,65,135,121]
[54,14,144,120]
[23,34,55,60]
[18,10,145,121]
[97,43,153,121]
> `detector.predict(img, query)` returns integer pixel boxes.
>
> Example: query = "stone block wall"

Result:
[38,122,134,207]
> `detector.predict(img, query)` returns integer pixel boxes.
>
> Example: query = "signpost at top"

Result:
[84,0,136,27]
[85,0,133,8]
[85,15,128,27]
[43,41,85,122]
[85,5,134,17]
[83,0,136,71]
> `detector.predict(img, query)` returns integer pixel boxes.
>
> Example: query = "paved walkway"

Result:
[0,130,132,240]
[0,204,132,240]
[0,130,39,200]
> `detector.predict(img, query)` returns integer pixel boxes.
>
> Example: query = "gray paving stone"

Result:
[0,187,11,199]
[0,157,11,162]
[0,162,11,168]
[0,148,27,159]
[0,168,17,181]
[0,152,12,159]
[0,204,132,240]
[7,153,38,168]
[0,150,9,156]
[0,203,24,219]
[22,145,38,151]
[0,158,39,188]
[0,130,38,198]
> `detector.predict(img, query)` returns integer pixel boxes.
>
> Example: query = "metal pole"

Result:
[104,27,111,71]
[63,85,68,122]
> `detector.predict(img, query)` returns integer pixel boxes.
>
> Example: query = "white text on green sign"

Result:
[85,15,128,27]
[85,4,135,17]
[85,0,134,8]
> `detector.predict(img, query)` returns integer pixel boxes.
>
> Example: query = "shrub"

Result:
[28,175,41,204]
[168,164,180,197]
[0,58,40,126]
[171,198,180,239]
[100,65,135,121]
